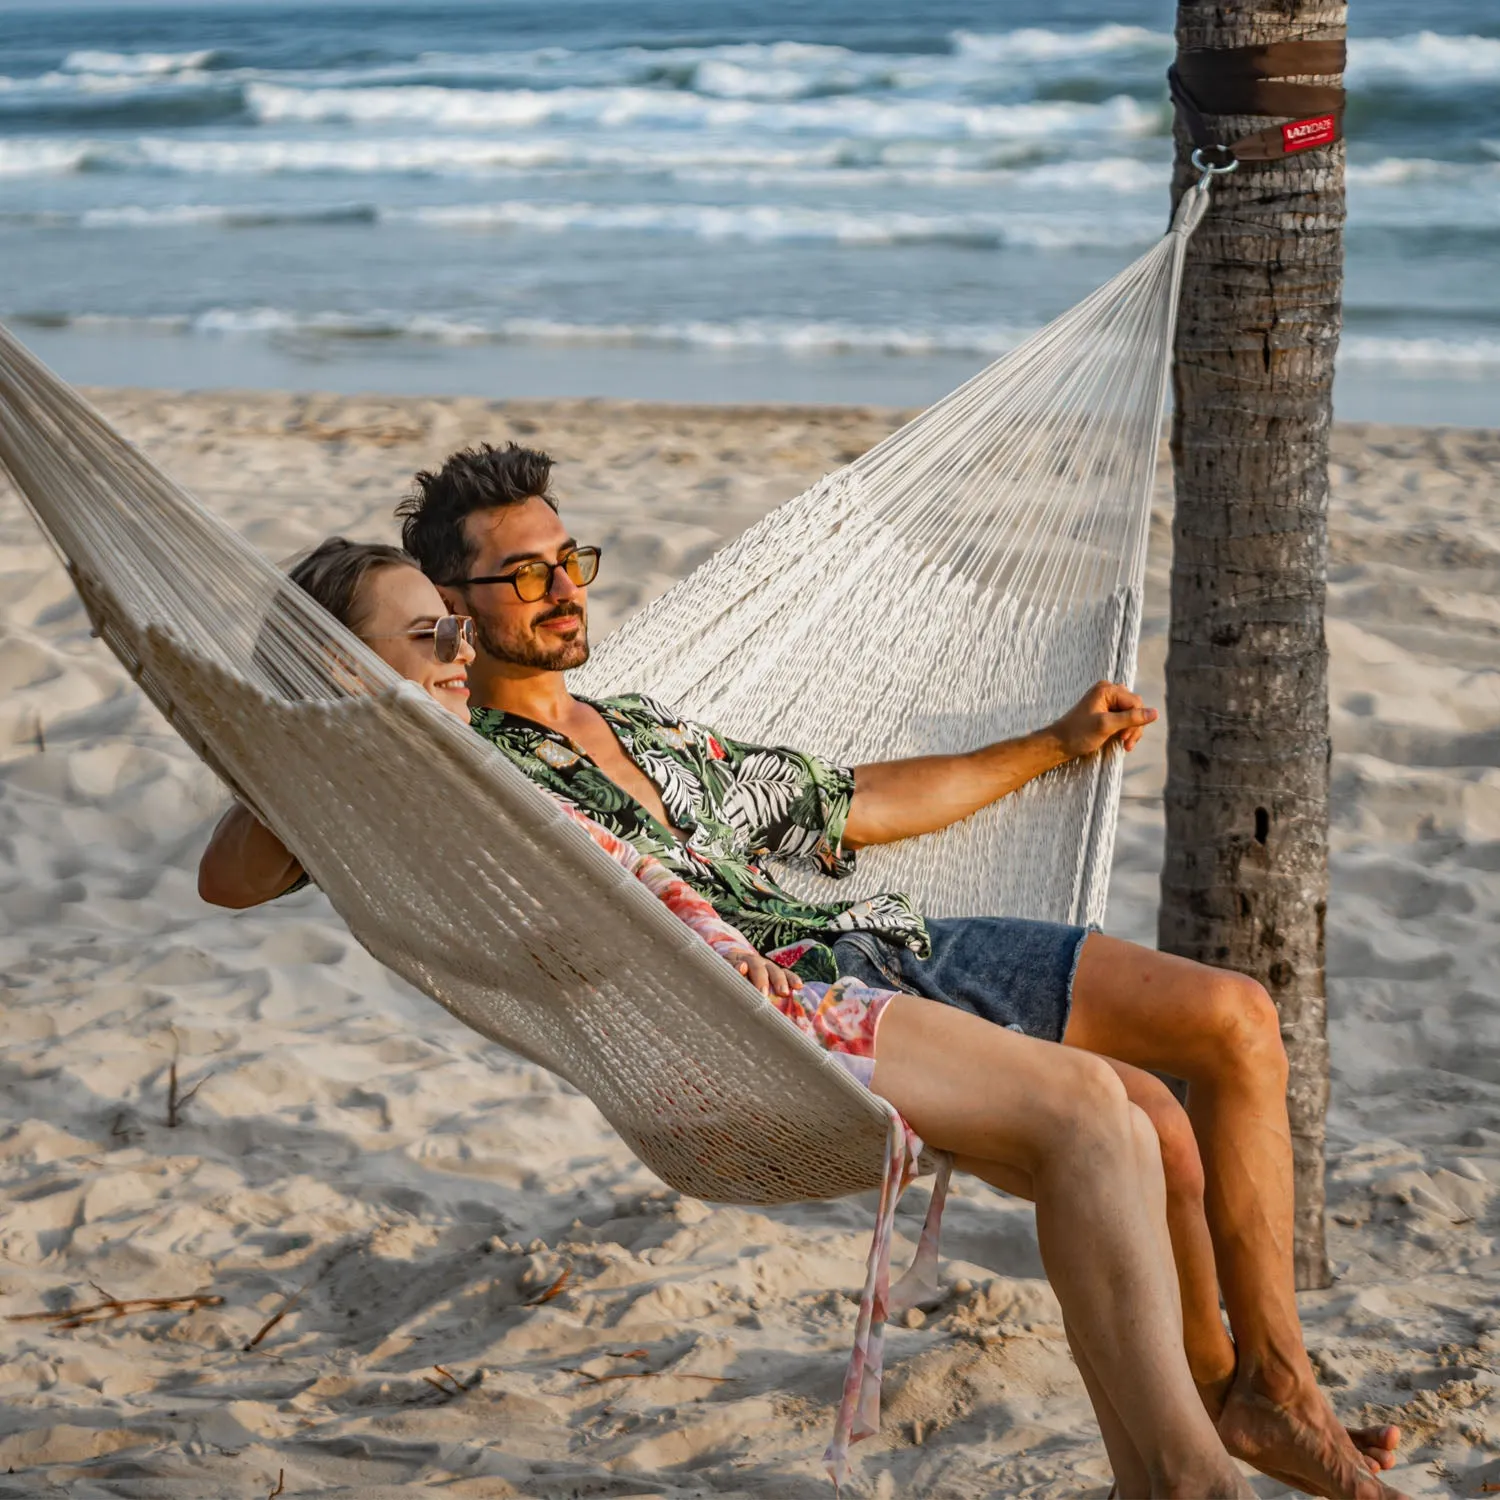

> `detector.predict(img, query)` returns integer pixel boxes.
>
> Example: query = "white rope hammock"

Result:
[577,183,1207,926]
[0,178,1209,1484]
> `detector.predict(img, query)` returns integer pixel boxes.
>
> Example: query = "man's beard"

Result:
[474,603,590,671]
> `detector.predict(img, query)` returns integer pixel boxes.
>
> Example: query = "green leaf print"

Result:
[469,695,930,959]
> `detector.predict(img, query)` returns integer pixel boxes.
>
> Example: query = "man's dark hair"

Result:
[286,536,415,633]
[397,441,556,587]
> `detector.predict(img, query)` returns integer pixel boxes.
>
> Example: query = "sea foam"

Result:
[951,24,1170,62]
[244,80,1162,142]
[62,49,220,76]
[1349,32,1500,84]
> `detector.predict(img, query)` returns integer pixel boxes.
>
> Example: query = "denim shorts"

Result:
[831,916,1089,1044]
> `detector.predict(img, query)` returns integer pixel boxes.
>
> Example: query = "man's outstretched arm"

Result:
[198,802,305,908]
[842,680,1156,849]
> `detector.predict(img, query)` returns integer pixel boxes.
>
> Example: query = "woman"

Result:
[202,537,1252,1499]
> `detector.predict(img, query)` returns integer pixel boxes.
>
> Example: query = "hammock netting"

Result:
[0,177,1209,1483]
[577,188,1206,924]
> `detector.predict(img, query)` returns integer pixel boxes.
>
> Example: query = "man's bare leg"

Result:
[872,995,1252,1498]
[1112,1062,1398,1476]
[1065,934,1405,1499]
[1106,1060,1238,1406]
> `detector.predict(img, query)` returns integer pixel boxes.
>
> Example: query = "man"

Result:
[199,442,1403,1499]
[398,441,1404,1500]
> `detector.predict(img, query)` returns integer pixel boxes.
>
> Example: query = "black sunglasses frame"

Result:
[450,545,601,601]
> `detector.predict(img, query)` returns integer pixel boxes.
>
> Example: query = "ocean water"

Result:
[1,0,1497,421]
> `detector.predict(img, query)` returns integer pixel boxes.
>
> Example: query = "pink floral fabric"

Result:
[558,798,896,1069]
[555,798,750,956]
[761,965,894,1086]
[558,796,950,1491]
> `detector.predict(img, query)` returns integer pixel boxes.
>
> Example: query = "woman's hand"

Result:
[724,946,802,1000]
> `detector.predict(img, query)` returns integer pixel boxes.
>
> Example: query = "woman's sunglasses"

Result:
[451,544,601,603]
[364,613,477,663]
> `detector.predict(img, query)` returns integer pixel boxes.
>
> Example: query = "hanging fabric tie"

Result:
[1168,38,1346,166]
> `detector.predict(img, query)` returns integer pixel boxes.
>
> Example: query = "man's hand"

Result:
[845,679,1158,849]
[723,946,802,1000]
[1050,680,1157,760]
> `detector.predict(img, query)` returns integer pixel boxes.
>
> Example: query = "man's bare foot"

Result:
[1348,1424,1401,1473]
[1216,1369,1410,1500]
[1195,1366,1237,1422]
[1198,1352,1402,1483]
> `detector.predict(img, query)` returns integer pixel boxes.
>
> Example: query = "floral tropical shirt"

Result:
[469,693,929,977]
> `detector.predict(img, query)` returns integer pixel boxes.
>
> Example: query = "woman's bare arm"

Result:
[197,802,305,908]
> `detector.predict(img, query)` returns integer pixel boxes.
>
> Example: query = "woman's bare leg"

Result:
[947,1059,1233,1489]
[954,1149,1153,1498]
[1068,1318,1154,1499]
[871,994,1250,1498]
[1103,1062,1393,1473]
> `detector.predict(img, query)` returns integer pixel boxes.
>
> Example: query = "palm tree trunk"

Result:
[1162,0,1346,1290]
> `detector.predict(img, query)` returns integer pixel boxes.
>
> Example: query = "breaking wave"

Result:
[243,80,1162,141]
[8,307,1036,357]
[0,196,1160,249]
[1347,32,1500,85]
[61,49,222,76]
[19,311,1500,377]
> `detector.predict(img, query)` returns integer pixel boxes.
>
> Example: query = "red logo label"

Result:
[1282,114,1336,152]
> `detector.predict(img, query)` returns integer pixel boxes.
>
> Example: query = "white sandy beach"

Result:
[0,390,1496,1499]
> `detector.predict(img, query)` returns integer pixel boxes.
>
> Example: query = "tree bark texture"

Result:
[1163,1,1345,1291]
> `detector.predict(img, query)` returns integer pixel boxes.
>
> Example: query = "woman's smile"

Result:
[354,563,478,721]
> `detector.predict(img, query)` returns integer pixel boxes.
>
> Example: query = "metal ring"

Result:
[1191,146,1239,176]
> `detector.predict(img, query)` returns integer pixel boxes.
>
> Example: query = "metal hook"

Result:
[1191,146,1240,184]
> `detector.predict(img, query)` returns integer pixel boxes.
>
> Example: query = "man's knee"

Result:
[1200,968,1287,1084]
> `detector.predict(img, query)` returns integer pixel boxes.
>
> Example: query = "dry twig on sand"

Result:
[245,1238,367,1352]
[267,1470,285,1499]
[8,1290,222,1330]
[564,1366,732,1387]
[525,1267,570,1305]
[420,1364,484,1401]
[245,1284,305,1351]
[165,1056,212,1127]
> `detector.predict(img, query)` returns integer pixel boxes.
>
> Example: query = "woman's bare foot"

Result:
[1156,1461,1255,1498]
[1215,1367,1410,1500]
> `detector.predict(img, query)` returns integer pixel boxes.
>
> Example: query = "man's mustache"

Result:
[533,603,584,626]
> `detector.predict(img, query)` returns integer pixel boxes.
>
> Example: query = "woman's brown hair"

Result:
[286,535,415,632]
[250,536,415,697]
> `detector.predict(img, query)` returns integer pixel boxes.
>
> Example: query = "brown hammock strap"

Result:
[1168,38,1346,165]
